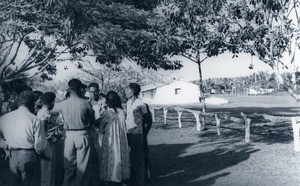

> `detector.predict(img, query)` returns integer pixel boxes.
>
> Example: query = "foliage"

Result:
[220,0,299,69]
[195,71,281,95]
[0,0,182,86]
[73,59,176,100]
[0,0,62,84]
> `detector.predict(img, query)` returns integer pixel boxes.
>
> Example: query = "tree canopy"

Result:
[2,0,300,104]
[0,0,181,85]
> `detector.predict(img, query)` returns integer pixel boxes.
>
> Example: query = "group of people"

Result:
[0,78,152,186]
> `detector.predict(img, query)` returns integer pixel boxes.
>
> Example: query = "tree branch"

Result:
[199,56,208,64]
[8,35,25,67]
[0,40,16,78]
[18,45,39,70]
[180,52,197,63]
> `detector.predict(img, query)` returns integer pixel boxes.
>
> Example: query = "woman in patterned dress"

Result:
[99,91,130,185]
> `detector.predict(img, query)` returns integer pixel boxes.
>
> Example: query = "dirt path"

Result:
[147,104,300,186]
[0,94,299,186]
[147,122,300,186]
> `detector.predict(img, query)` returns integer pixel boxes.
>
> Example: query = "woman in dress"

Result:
[99,91,130,186]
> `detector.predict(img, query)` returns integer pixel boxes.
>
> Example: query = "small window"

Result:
[175,88,181,95]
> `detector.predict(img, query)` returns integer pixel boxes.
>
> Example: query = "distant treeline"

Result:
[192,71,300,95]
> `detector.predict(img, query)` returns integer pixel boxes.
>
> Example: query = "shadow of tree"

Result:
[148,143,259,186]
[206,107,300,117]
[153,106,297,146]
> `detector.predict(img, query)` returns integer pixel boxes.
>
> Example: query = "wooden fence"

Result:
[149,106,252,143]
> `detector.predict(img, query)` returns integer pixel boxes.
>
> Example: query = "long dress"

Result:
[99,108,130,182]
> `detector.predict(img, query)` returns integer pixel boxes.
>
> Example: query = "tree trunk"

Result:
[197,52,206,130]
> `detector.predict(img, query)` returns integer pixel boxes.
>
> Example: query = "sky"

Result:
[51,51,292,83]
[177,52,274,81]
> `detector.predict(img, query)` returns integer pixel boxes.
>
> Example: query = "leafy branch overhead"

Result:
[0,0,181,85]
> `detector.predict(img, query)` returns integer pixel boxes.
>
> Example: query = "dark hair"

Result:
[81,84,87,89]
[18,90,35,111]
[129,83,141,97]
[99,93,106,97]
[68,79,85,97]
[68,78,83,91]
[32,90,43,102]
[88,83,99,90]
[65,91,70,99]
[106,91,123,110]
[42,92,56,106]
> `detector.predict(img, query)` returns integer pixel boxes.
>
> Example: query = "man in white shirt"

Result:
[125,83,148,186]
[0,90,47,186]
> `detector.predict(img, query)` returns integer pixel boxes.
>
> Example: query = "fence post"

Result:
[214,113,221,135]
[163,108,168,125]
[241,113,251,143]
[192,111,201,131]
[178,111,183,128]
[292,117,300,152]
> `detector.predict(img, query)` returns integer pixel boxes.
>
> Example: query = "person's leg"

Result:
[9,151,22,186]
[127,134,145,186]
[63,133,77,186]
[75,132,91,186]
[143,135,150,181]
[89,127,101,186]
[41,143,52,186]
[55,139,65,186]
[18,151,36,186]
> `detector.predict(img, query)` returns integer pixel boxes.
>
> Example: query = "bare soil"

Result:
[147,93,300,186]
[1,93,300,186]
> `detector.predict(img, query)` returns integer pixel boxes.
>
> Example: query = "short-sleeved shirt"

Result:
[37,107,51,123]
[90,97,106,120]
[0,106,47,154]
[56,97,94,130]
[126,98,148,134]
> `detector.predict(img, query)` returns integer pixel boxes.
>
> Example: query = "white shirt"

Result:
[37,106,51,123]
[0,106,47,154]
[126,98,147,134]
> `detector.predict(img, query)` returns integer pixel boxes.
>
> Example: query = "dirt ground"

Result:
[147,93,300,186]
[1,93,300,186]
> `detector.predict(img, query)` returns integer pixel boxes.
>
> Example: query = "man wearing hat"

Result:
[0,90,47,186]
[57,78,95,186]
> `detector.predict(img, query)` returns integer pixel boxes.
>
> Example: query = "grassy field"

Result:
[147,92,300,186]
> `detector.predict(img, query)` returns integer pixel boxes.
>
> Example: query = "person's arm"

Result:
[34,118,47,154]
[0,117,7,149]
[133,103,148,126]
[87,102,95,126]
[50,101,62,115]
[143,106,152,135]
[98,111,108,134]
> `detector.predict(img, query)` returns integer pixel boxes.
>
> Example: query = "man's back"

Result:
[59,97,94,130]
[0,106,43,150]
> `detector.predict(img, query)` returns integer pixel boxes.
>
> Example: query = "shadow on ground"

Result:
[148,143,259,186]
[153,106,297,146]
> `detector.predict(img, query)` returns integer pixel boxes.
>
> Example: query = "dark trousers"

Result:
[127,133,145,186]
[88,127,101,186]
[9,150,37,186]
[143,134,150,180]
